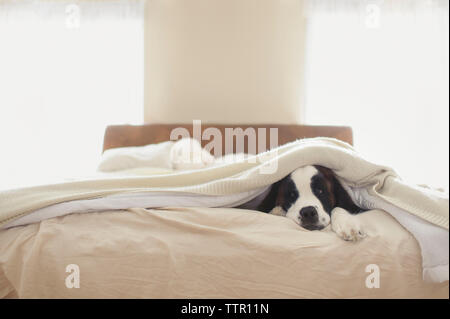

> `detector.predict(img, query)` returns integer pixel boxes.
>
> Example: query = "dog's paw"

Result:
[331,207,366,242]
[268,206,285,216]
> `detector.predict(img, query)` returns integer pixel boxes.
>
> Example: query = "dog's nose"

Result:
[300,206,318,221]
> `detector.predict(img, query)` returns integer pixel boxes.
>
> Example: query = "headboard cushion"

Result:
[103,124,353,156]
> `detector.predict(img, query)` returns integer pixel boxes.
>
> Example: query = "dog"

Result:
[169,139,367,241]
[241,165,367,241]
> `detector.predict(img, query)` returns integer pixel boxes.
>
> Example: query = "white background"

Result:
[0,0,448,190]
[304,2,449,190]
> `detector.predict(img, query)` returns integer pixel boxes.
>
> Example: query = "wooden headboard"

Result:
[103,124,352,155]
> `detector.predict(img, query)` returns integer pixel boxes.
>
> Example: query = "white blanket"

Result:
[345,185,449,283]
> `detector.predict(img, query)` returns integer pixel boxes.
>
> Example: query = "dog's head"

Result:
[265,165,361,230]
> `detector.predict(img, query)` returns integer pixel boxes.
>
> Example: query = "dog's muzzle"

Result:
[299,206,324,230]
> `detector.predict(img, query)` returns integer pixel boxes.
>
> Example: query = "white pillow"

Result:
[169,137,215,170]
[97,138,216,172]
[98,141,175,172]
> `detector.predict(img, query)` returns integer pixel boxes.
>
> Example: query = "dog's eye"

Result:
[317,188,324,195]
[289,191,296,198]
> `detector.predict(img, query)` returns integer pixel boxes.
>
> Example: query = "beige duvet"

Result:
[0,206,447,298]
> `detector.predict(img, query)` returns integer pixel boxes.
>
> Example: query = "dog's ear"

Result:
[314,165,362,214]
[257,175,289,213]
[332,175,362,214]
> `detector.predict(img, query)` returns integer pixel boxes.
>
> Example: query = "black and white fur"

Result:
[243,165,367,241]
[169,141,367,241]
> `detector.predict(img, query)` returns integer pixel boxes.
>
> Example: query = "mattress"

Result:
[0,206,447,298]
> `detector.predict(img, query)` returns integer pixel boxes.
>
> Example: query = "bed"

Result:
[0,124,448,299]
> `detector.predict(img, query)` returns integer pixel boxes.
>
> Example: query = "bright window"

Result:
[0,0,144,189]
[304,1,449,190]
[1,0,448,192]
